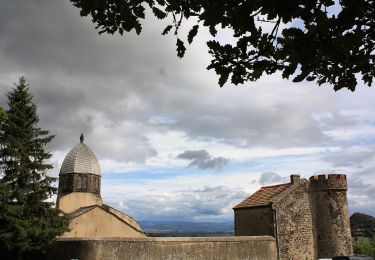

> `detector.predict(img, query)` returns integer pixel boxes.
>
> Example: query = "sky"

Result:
[0,0,374,222]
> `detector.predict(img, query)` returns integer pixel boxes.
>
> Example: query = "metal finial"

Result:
[80,133,84,143]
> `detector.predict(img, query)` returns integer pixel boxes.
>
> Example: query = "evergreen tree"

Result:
[0,106,5,124]
[0,77,69,259]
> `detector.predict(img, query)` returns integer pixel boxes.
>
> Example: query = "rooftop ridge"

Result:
[261,183,291,189]
[233,182,291,209]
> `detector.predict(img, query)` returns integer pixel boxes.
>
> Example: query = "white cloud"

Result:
[1,0,375,220]
[259,172,289,186]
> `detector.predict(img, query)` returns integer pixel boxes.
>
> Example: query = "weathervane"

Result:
[80,133,84,143]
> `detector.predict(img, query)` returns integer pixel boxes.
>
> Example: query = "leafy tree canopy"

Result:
[0,77,69,259]
[70,0,374,91]
[353,237,375,259]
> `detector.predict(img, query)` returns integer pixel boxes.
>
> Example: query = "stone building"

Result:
[57,134,145,237]
[233,174,353,260]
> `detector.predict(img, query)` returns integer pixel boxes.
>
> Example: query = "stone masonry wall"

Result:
[48,236,277,260]
[234,207,274,236]
[310,174,353,258]
[274,180,316,260]
[312,190,353,258]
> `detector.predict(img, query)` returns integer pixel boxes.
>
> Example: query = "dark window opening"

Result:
[82,176,87,190]
[76,175,82,190]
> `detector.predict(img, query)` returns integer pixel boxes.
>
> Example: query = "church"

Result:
[53,134,353,260]
[56,134,145,237]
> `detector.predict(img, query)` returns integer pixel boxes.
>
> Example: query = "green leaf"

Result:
[218,69,230,87]
[209,25,217,36]
[293,70,309,82]
[152,7,167,19]
[162,25,173,35]
[134,21,142,35]
[176,38,186,58]
[156,0,166,5]
[188,25,199,44]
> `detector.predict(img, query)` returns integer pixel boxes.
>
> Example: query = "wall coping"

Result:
[55,236,275,242]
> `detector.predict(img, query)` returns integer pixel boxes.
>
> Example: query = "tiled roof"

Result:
[233,183,291,209]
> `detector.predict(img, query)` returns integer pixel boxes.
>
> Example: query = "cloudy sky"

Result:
[1,0,374,222]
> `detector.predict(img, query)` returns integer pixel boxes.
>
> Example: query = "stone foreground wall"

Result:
[49,236,277,260]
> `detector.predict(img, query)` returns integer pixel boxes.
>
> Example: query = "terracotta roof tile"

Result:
[233,183,291,209]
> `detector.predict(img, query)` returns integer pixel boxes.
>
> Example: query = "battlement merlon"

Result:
[309,174,348,191]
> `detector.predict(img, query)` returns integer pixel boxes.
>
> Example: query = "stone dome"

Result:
[60,134,101,176]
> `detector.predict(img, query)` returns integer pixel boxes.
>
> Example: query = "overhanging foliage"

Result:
[70,0,374,91]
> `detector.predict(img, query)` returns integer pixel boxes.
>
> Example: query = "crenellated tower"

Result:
[310,174,353,258]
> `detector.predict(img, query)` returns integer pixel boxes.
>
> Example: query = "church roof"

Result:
[66,204,144,234]
[60,134,101,176]
[233,183,291,209]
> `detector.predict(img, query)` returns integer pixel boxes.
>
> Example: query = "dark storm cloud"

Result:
[259,172,289,185]
[0,0,346,165]
[0,0,165,161]
[177,150,229,170]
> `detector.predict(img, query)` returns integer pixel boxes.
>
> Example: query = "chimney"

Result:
[290,174,300,185]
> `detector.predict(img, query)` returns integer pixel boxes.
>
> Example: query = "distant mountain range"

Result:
[140,212,375,237]
[139,220,234,237]
[351,212,375,237]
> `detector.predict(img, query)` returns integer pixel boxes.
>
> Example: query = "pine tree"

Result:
[0,77,69,259]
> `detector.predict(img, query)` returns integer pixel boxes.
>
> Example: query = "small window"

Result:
[93,177,99,190]
[82,176,87,190]
[76,175,82,190]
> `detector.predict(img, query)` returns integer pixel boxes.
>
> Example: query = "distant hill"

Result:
[140,213,375,238]
[139,221,234,237]
[350,212,375,237]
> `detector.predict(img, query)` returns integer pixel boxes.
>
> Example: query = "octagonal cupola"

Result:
[58,134,101,198]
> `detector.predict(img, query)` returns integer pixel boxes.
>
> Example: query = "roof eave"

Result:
[233,203,272,210]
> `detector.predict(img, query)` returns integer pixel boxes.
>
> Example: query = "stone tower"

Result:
[310,174,353,258]
[57,134,102,213]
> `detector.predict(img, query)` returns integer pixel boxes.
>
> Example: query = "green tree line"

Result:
[353,237,375,259]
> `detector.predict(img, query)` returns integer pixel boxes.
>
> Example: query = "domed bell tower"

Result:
[57,134,102,213]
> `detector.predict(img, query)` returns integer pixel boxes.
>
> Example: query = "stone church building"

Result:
[56,134,145,238]
[234,174,353,259]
